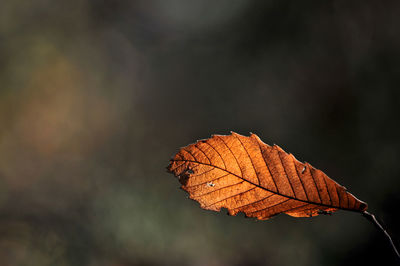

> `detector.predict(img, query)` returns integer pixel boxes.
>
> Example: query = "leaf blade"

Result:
[167,132,368,220]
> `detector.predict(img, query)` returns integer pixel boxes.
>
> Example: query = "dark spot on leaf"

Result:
[186,169,194,174]
[207,182,215,187]
[301,166,306,174]
[178,174,189,185]
[318,210,332,215]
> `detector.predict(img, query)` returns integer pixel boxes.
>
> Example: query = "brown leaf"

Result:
[167,132,368,220]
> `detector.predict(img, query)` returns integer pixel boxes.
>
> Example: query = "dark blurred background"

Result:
[0,1,399,265]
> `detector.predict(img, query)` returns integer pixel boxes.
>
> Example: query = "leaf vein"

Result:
[194,144,211,163]
[277,150,297,198]
[186,173,230,188]
[217,136,245,179]
[195,181,245,198]
[309,167,323,204]
[233,193,275,210]
[203,141,227,169]
[233,133,261,185]
[254,140,279,192]
[292,156,310,202]
[206,187,256,208]
[249,198,291,215]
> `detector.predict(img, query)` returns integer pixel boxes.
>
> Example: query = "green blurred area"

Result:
[0,1,399,265]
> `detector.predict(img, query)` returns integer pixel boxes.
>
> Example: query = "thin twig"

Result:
[362,211,400,260]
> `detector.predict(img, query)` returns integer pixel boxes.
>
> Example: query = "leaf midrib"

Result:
[171,159,361,213]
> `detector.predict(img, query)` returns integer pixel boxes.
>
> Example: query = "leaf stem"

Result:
[362,211,400,260]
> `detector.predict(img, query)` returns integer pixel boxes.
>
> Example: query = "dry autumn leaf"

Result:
[167,132,400,259]
[167,132,367,220]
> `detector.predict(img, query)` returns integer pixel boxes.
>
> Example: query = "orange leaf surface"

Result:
[167,132,368,220]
